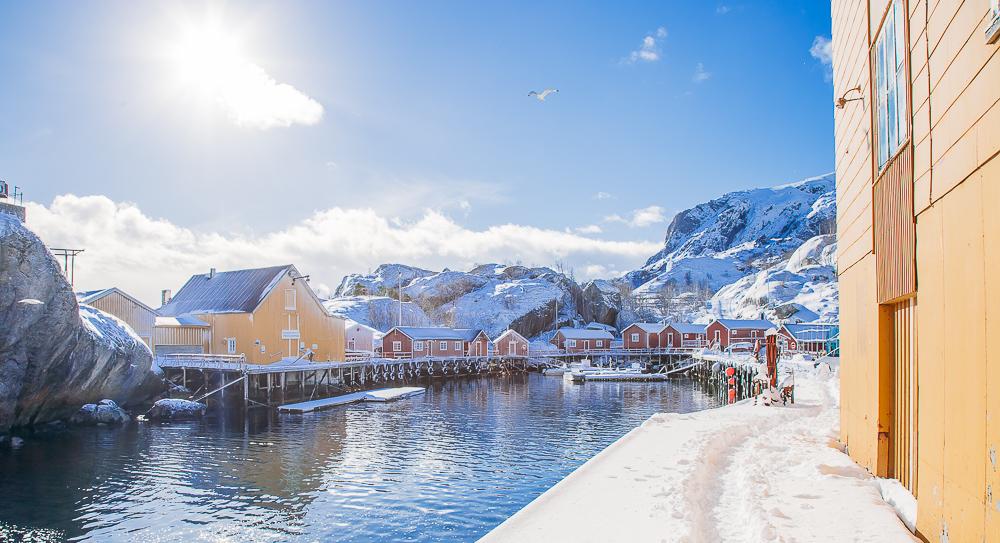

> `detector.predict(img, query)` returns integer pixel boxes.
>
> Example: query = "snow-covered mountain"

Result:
[327,173,839,339]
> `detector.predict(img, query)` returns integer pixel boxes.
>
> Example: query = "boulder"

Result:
[70,399,131,426]
[146,399,207,421]
[0,214,166,432]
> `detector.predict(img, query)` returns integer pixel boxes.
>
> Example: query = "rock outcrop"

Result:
[70,399,131,426]
[146,399,207,421]
[0,214,164,432]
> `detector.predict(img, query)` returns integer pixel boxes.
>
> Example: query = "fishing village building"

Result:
[704,319,774,351]
[381,327,470,358]
[76,287,157,352]
[158,265,345,364]
[550,328,613,353]
[661,323,708,348]
[776,322,838,355]
[463,329,491,356]
[831,0,1000,538]
[622,323,664,350]
[493,329,529,357]
[345,319,380,353]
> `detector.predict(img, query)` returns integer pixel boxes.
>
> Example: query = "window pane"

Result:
[876,36,889,167]
[893,0,906,71]
[885,15,896,80]
[896,65,907,145]
[887,71,897,156]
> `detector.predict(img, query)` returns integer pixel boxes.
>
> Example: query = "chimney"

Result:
[208,268,216,279]
[161,289,172,306]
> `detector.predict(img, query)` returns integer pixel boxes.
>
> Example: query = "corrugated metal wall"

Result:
[890,298,917,493]
[874,143,916,303]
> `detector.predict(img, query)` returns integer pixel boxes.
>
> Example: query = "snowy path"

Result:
[481,367,916,543]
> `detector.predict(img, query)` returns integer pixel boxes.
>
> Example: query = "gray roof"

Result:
[557,327,614,340]
[623,322,665,334]
[155,315,210,327]
[665,322,707,334]
[782,322,838,341]
[392,327,480,341]
[159,265,292,316]
[715,319,775,330]
[494,329,527,343]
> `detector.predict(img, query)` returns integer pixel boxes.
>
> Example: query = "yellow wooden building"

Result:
[76,288,157,351]
[831,0,999,539]
[158,265,346,364]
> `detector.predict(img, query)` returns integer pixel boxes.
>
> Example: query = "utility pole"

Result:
[398,273,403,327]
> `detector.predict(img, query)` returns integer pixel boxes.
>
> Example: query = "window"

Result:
[875,0,908,169]
[454,341,462,350]
[751,330,759,338]
[630,333,640,342]
[988,0,1000,44]
[226,338,237,354]
[439,341,448,351]
[284,289,297,310]
[668,333,675,347]
[509,340,517,352]
[414,340,424,351]
[568,339,577,348]
[392,340,402,352]
[596,340,603,347]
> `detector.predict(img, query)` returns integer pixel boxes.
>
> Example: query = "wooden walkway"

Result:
[277,387,426,413]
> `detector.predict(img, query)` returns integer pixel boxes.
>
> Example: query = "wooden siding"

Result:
[889,298,917,493]
[874,143,917,303]
[494,332,529,357]
[154,326,209,349]
[85,291,155,349]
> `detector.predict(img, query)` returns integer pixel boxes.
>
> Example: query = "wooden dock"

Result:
[277,386,426,413]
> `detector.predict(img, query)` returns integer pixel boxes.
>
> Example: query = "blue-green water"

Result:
[0,373,719,542]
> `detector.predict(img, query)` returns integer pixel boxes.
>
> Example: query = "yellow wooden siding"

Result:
[196,273,345,364]
[86,291,155,348]
[889,299,917,492]
[153,326,210,348]
[873,144,917,303]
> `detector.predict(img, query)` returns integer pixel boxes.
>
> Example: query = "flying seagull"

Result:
[528,89,559,102]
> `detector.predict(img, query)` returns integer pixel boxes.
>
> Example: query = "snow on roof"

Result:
[623,323,665,334]
[77,287,157,314]
[494,329,527,343]
[155,315,210,327]
[665,322,707,334]
[557,327,614,340]
[714,319,776,329]
[781,322,838,341]
[391,327,482,341]
[159,265,292,316]
[345,319,380,334]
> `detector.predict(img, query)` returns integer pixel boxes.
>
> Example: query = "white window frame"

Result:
[454,341,462,350]
[630,332,640,342]
[226,337,237,354]
[567,339,577,348]
[668,333,675,347]
[414,340,424,351]
[284,288,297,310]
[393,340,402,352]
[596,340,603,347]
[751,329,759,338]
[509,340,517,353]
[875,0,908,170]
[439,341,448,351]
[988,0,1000,44]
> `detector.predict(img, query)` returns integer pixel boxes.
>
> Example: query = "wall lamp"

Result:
[836,86,863,109]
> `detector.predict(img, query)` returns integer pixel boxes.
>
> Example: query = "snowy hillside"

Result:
[328,173,840,338]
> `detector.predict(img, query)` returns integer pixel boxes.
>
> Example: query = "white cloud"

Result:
[26,195,661,305]
[716,5,731,15]
[693,63,711,83]
[604,205,668,228]
[593,192,613,200]
[810,36,834,80]
[626,27,667,63]
[575,224,603,234]
[167,20,324,129]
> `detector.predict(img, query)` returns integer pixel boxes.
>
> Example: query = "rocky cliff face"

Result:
[0,214,164,432]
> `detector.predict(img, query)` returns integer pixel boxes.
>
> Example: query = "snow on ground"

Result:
[481,365,915,543]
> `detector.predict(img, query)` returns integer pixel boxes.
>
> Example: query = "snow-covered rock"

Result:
[0,214,165,433]
[70,399,131,426]
[335,264,435,297]
[323,296,433,331]
[146,399,207,421]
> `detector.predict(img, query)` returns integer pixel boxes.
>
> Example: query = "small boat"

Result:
[542,366,569,376]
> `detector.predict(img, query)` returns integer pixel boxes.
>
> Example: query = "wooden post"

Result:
[243,371,249,408]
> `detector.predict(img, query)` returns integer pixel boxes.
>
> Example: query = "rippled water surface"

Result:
[1,374,719,542]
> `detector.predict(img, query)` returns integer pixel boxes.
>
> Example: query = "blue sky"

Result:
[0,1,835,302]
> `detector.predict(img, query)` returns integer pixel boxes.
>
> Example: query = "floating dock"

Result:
[566,371,669,382]
[278,386,426,413]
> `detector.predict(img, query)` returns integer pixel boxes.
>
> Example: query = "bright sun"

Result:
[163,14,323,129]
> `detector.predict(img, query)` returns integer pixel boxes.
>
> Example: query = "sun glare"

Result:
[168,20,244,99]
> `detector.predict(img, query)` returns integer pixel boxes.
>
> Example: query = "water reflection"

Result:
[0,374,719,542]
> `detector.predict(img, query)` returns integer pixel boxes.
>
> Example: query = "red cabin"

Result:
[494,329,529,357]
[705,319,775,351]
[622,323,664,350]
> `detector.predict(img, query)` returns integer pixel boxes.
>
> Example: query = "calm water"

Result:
[1,374,719,542]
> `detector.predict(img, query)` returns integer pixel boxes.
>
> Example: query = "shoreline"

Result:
[481,365,916,542]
